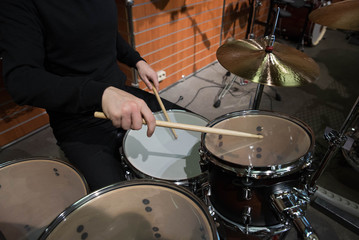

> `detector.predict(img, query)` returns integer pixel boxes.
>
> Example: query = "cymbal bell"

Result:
[216,38,320,87]
[309,0,359,31]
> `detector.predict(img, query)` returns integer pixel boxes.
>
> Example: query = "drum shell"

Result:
[206,161,305,227]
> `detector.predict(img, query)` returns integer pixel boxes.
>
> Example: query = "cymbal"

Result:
[216,38,320,87]
[309,0,359,31]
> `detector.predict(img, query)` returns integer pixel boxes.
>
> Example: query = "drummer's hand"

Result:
[101,86,156,137]
[136,60,159,91]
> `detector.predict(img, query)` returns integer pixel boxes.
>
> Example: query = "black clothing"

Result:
[0,0,141,114]
[0,0,184,190]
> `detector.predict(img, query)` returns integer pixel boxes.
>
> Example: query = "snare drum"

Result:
[200,110,314,236]
[122,110,208,194]
[39,180,219,240]
[0,158,89,240]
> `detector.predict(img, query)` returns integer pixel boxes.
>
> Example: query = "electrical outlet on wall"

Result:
[157,70,166,82]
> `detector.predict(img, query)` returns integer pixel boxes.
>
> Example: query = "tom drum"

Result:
[39,180,219,240]
[0,158,89,240]
[200,110,315,237]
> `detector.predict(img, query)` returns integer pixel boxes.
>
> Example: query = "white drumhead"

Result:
[123,110,208,180]
[204,114,312,167]
[41,181,217,240]
[311,23,327,46]
[0,158,88,240]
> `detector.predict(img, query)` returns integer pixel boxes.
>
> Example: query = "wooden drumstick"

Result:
[151,83,178,139]
[94,111,263,139]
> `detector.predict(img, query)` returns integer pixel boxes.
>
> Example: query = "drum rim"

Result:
[39,179,219,240]
[200,110,315,178]
[309,23,327,46]
[0,157,90,192]
[122,109,209,183]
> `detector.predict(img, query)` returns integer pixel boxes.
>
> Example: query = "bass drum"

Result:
[279,0,330,46]
[121,110,208,195]
[0,158,89,240]
[39,180,219,240]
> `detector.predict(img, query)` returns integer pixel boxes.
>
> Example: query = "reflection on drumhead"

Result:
[41,182,216,240]
[123,111,208,180]
[204,115,311,167]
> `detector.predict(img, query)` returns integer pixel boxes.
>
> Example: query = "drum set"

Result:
[1,1,358,239]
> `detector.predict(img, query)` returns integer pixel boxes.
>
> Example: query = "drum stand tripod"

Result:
[214,0,261,109]
[215,1,283,110]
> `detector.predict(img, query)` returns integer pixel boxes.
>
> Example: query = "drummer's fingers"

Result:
[131,108,143,130]
[141,105,156,137]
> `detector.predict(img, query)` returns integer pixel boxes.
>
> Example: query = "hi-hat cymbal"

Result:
[216,38,320,87]
[309,0,359,31]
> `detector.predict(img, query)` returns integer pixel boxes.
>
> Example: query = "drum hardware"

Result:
[214,0,262,109]
[342,117,359,172]
[271,189,319,240]
[232,178,254,200]
[241,206,252,234]
[309,0,359,31]
[253,7,280,110]
[309,97,358,191]
[242,187,252,200]
[304,97,359,235]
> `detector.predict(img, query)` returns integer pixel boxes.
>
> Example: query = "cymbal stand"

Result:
[251,8,280,110]
[214,0,261,108]
[296,2,314,51]
[307,97,359,233]
[309,96,359,191]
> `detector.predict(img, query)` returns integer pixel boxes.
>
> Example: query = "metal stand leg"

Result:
[251,84,265,110]
[213,74,238,108]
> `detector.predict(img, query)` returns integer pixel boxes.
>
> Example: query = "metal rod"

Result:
[310,96,359,188]
[251,84,264,109]
[268,7,280,47]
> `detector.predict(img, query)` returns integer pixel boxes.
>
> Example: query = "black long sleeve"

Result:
[0,0,143,114]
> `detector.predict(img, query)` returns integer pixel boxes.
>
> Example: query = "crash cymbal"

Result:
[309,0,359,31]
[216,38,320,87]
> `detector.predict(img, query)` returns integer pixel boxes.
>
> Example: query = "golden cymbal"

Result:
[309,0,359,31]
[216,38,320,87]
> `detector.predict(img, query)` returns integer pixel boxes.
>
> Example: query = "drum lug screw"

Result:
[241,206,252,227]
[244,187,252,200]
